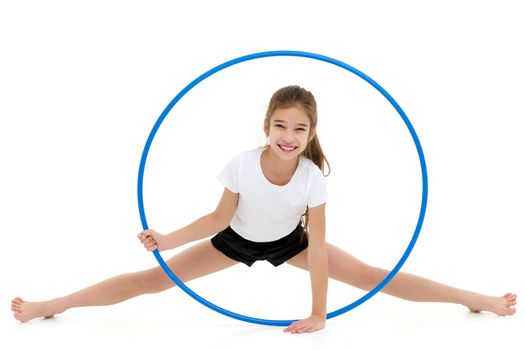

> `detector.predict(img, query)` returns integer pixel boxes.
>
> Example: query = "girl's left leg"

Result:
[286,243,517,316]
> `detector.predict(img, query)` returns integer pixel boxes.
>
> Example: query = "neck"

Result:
[263,146,300,174]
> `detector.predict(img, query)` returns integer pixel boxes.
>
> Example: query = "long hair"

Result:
[264,85,330,237]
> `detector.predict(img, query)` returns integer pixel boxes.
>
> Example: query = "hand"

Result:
[283,314,326,334]
[137,229,168,252]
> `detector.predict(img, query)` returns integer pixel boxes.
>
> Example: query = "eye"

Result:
[274,124,284,128]
[296,128,306,132]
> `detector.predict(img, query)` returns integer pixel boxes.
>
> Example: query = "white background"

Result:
[1,1,523,349]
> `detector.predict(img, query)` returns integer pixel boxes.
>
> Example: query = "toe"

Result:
[504,293,518,299]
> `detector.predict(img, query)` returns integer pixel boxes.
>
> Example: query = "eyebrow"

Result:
[273,119,309,127]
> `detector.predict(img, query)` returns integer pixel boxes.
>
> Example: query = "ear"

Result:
[308,127,316,143]
[263,120,269,137]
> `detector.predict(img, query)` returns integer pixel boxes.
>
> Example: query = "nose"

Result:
[282,129,295,141]
[281,133,295,143]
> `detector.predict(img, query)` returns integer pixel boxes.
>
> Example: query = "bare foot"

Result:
[11,297,59,322]
[466,292,517,316]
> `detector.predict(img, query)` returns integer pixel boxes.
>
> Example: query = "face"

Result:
[264,106,316,160]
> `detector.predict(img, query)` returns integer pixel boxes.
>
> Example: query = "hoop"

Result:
[137,50,428,326]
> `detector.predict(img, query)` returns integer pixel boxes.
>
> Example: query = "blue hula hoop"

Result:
[137,50,428,327]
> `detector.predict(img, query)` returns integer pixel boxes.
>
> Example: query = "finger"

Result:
[289,325,301,333]
[144,244,156,251]
[138,231,149,238]
[284,327,295,334]
[146,241,158,249]
[142,236,156,244]
[289,323,306,334]
[284,322,298,332]
[145,237,157,245]
[296,326,308,334]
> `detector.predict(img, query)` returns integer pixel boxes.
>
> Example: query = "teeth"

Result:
[280,145,295,151]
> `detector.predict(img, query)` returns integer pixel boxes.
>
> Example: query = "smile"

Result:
[278,144,297,153]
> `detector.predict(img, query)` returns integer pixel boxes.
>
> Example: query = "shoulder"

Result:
[300,156,326,180]
[218,148,261,193]
[299,156,328,206]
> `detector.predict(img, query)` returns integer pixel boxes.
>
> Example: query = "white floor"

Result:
[2,284,522,350]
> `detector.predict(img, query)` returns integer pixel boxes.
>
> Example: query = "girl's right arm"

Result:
[138,188,239,251]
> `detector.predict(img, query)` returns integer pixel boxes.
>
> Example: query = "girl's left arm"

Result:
[284,203,328,334]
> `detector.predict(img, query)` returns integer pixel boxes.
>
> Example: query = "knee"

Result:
[132,268,171,294]
[358,265,389,290]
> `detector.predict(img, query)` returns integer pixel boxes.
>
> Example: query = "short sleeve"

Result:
[308,172,328,208]
[217,155,240,193]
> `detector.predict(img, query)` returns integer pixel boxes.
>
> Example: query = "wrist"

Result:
[311,312,327,319]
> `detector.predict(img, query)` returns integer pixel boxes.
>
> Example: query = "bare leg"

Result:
[286,243,517,316]
[11,241,238,322]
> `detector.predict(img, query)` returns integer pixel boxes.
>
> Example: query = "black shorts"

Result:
[211,223,308,267]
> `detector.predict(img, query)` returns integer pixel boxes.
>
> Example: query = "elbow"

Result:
[212,211,231,231]
[307,245,328,263]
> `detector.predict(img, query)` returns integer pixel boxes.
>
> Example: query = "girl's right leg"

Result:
[12,240,239,322]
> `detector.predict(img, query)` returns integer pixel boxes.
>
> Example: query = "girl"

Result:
[11,85,517,334]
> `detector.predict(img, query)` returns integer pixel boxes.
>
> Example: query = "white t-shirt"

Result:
[217,147,327,242]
